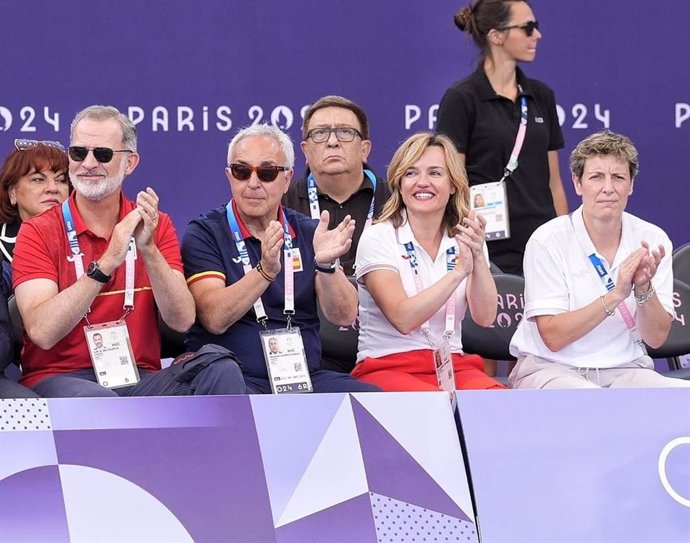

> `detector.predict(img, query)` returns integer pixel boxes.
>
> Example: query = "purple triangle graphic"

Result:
[351,397,470,522]
[275,493,377,543]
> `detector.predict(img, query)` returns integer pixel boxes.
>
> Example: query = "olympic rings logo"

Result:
[658,437,690,507]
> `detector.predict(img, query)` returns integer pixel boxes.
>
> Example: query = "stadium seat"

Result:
[461,273,524,363]
[647,278,690,379]
[317,275,359,374]
[7,294,22,364]
[159,313,187,360]
[672,242,690,286]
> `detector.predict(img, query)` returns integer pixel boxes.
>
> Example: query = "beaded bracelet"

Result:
[600,295,615,317]
[256,261,276,282]
[633,283,655,305]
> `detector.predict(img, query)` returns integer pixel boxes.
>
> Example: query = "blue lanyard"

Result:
[572,219,647,356]
[587,254,615,292]
[62,200,85,276]
[225,200,295,322]
[306,168,378,226]
[225,202,252,268]
[226,201,294,255]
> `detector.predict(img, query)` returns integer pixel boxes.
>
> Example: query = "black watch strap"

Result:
[314,258,339,274]
[87,261,111,283]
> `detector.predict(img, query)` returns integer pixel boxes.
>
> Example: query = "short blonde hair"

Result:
[569,130,639,179]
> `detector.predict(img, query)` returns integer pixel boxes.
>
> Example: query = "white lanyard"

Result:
[226,200,296,327]
[306,169,378,228]
[402,240,457,343]
[62,200,136,313]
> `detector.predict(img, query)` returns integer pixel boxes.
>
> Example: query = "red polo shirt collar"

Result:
[67,191,129,236]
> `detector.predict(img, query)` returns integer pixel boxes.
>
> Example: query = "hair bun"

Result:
[454,6,473,31]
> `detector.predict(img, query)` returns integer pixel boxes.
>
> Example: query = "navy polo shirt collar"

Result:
[230,199,297,240]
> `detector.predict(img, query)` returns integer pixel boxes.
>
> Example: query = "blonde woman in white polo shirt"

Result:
[509,130,690,388]
[351,132,504,391]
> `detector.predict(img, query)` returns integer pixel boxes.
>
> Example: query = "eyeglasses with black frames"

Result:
[497,20,539,37]
[68,146,133,164]
[229,163,290,182]
[15,138,65,152]
[306,127,363,143]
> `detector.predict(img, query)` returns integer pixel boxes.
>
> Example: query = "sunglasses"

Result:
[68,146,133,164]
[229,163,289,182]
[15,138,65,152]
[498,20,540,37]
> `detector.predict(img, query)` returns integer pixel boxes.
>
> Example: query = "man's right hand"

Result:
[260,220,284,278]
[99,209,143,274]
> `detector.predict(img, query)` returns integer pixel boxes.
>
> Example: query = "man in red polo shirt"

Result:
[12,105,244,397]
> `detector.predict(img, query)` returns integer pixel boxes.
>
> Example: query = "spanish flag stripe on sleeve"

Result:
[187,270,226,285]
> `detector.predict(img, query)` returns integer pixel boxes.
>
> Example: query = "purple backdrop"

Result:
[1,0,689,248]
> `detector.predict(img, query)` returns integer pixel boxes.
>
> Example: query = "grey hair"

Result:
[70,105,137,151]
[226,123,294,168]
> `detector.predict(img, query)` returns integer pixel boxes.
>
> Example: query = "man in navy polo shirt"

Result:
[182,123,379,394]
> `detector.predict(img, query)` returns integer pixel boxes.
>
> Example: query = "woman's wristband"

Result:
[633,283,655,305]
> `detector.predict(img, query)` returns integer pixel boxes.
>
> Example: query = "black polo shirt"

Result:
[283,165,390,276]
[437,66,564,275]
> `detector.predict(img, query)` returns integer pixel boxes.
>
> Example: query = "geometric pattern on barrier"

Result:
[0,394,475,542]
[251,393,364,527]
[370,492,478,543]
[352,392,475,521]
[59,464,193,542]
[255,392,476,540]
[0,398,51,431]
[0,396,277,543]
[351,398,468,520]
[274,492,376,543]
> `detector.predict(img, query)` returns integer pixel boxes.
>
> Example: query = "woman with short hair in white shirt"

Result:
[509,130,690,388]
[351,132,504,390]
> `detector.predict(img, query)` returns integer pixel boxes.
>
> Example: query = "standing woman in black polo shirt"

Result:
[437,0,567,277]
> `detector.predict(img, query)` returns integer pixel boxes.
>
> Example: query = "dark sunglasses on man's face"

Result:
[68,146,133,164]
[229,163,289,182]
[498,20,539,37]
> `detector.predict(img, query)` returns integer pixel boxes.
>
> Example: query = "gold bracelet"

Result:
[255,261,276,282]
[633,283,655,305]
[600,295,615,317]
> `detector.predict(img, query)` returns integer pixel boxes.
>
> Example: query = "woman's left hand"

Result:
[631,241,665,290]
[456,211,486,261]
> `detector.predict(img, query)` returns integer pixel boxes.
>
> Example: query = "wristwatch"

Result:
[86,260,111,283]
[314,258,339,274]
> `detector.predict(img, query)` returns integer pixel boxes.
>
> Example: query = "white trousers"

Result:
[509,355,690,389]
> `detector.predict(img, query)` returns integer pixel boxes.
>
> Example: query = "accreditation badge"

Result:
[470,182,510,240]
[433,338,455,393]
[84,321,140,389]
[260,328,313,394]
